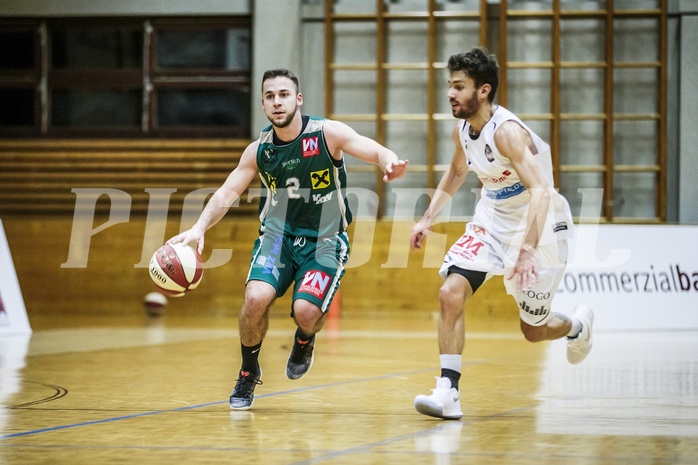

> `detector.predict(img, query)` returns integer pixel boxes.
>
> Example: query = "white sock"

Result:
[440,354,462,373]
[567,316,583,338]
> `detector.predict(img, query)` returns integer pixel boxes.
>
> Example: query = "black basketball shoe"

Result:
[286,335,315,380]
[229,369,262,410]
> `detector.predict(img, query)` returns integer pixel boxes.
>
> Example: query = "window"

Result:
[0,22,39,133]
[0,17,252,138]
[323,0,667,223]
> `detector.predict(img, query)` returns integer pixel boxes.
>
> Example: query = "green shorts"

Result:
[246,230,350,313]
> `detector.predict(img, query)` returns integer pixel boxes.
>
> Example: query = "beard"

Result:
[268,105,298,129]
[451,93,480,120]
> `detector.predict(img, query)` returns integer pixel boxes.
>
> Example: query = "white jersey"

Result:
[459,105,573,246]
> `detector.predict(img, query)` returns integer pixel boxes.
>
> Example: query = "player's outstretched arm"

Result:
[323,119,408,182]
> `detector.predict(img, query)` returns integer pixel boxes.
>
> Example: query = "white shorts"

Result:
[439,222,569,326]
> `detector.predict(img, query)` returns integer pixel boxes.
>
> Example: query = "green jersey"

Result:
[256,116,353,238]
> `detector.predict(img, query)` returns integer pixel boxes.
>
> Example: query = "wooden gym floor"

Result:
[1,311,697,465]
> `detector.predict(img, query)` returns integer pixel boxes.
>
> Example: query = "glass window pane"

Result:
[613,68,658,114]
[436,0,481,12]
[52,89,141,126]
[156,29,250,70]
[332,0,376,14]
[0,31,35,69]
[334,70,376,115]
[508,0,554,10]
[507,69,551,114]
[561,69,605,114]
[51,29,142,69]
[345,172,379,219]
[434,71,453,114]
[435,20,480,63]
[560,172,604,218]
[561,0,606,11]
[614,18,659,62]
[386,21,427,63]
[613,172,656,218]
[507,19,552,62]
[523,119,551,143]
[385,120,427,165]
[334,22,376,65]
[0,89,34,126]
[560,120,604,166]
[157,88,250,128]
[614,1,660,11]
[436,120,458,165]
[385,0,428,13]
[385,69,427,114]
[613,120,657,165]
[560,19,605,62]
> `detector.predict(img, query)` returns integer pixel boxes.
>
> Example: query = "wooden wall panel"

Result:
[0,140,251,215]
[1,217,514,330]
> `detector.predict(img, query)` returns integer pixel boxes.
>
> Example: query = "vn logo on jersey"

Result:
[298,270,331,298]
[302,136,320,157]
[310,169,331,189]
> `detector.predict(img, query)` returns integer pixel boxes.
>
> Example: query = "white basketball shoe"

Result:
[567,305,594,364]
[414,377,463,420]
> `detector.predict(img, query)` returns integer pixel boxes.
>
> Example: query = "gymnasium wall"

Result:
[1,216,512,329]
[1,0,696,329]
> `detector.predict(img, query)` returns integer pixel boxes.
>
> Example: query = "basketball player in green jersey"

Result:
[168,69,408,410]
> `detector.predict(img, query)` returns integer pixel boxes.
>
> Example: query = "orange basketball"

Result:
[148,243,203,297]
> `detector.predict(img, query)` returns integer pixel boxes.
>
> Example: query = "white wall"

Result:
[251,0,303,133]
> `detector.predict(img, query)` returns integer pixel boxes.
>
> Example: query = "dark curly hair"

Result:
[447,47,499,103]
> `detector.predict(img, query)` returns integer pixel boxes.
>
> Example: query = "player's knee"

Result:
[439,284,455,306]
[244,282,276,313]
[439,282,466,311]
[292,300,322,331]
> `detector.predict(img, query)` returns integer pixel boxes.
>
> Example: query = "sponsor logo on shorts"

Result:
[451,234,484,260]
[519,300,549,317]
[525,290,551,300]
[298,270,331,298]
[262,235,283,275]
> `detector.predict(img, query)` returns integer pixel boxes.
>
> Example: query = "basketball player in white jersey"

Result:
[410,48,593,420]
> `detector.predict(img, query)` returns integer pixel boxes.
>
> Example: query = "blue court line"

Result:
[0,364,481,441]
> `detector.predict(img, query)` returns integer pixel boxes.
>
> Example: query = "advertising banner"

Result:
[554,224,698,331]
[0,220,32,336]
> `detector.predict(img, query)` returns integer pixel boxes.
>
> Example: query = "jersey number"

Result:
[286,177,301,199]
